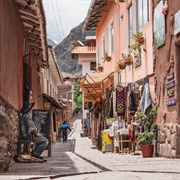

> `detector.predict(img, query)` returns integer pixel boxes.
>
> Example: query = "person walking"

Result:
[59,121,71,142]
[18,102,49,160]
[85,113,91,137]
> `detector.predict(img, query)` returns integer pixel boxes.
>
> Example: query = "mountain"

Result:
[54,21,95,76]
[47,39,57,48]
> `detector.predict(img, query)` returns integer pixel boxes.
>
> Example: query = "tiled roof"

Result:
[71,46,96,54]
[85,36,96,40]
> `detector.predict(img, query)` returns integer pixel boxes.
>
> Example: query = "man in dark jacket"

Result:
[59,121,71,142]
[18,102,48,160]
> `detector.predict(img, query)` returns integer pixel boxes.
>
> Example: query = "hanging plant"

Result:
[130,32,145,58]
[121,53,133,66]
[105,52,111,62]
[118,61,126,70]
[102,52,111,63]
[132,32,145,45]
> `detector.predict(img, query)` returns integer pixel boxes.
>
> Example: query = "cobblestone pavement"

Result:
[1,117,180,180]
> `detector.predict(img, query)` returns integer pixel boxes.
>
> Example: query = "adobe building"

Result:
[0,0,48,170]
[153,0,180,158]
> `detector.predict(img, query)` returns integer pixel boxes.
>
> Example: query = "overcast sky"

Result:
[43,0,91,45]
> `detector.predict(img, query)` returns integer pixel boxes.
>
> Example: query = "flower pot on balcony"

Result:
[106,56,111,62]
[136,37,145,44]
[123,58,132,66]
[119,63,126,70]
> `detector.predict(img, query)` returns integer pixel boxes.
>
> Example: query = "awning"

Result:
[83,0,108,31]
[42,93,64,109]
[80,72,114,102]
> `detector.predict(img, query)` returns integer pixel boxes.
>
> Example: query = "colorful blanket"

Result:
[116,86,125,116]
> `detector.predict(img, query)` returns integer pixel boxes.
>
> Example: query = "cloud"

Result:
[43,0,91,44]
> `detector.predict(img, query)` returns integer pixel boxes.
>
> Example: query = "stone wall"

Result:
[0,97,18,172]
[157,122,180,158]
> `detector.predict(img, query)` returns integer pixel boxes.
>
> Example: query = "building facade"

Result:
[153,0,180,158]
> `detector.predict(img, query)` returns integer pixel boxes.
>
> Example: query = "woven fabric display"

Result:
[116,86,125,116]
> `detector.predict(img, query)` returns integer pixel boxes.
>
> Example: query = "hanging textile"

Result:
[105,88,113,118]
[139,76,152,122]
[129,90,136,112]
[116,86,125,117]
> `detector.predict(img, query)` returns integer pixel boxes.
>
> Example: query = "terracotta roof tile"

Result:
[85,36,96,40]
[71,46,96,54]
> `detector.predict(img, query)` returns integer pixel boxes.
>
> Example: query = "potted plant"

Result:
[132,32,145,44]
[150,123,158,133]
[102,52,111,62]
[135,111,147,124]
[137,131,154,158]
[135,111,151,132]
[130,43,141,58]
[121,53,132,66]
[150,107,157,123]
[118,61,126,70]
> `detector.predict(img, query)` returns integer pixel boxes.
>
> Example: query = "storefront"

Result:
[80,72,114,149]
[42,93,65,143]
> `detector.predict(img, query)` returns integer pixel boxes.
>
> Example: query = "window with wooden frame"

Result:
[90,62,96,71]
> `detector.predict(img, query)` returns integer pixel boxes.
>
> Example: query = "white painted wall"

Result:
[78,54,96,120]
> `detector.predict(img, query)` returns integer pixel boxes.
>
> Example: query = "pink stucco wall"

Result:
[95,1,154,90]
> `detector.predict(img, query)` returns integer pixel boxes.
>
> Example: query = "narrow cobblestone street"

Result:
[1,118,180,180]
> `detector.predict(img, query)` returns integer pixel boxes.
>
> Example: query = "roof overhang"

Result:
[15,0,48,68]
[83,0,108,31]
[48,46,64,85]
[71,46,96,59]
[80,72,114,102]
[42,93,63,109]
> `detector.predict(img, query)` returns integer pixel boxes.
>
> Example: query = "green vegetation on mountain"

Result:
[73,78,82,112]
[54,21,95,76]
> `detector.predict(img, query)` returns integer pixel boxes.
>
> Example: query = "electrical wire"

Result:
[51,0,62,42]
[55,0,65,39]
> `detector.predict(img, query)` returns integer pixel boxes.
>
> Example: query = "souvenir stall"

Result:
[116,76,155,156]
[80,72,114,150]
[115,81,143,154]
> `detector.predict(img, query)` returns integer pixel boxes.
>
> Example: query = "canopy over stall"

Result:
[80,72,114,102]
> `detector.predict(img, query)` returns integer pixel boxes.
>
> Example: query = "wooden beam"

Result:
[29,41,42,47]
[16,2,37,16]
[28,36,41,44]
[25,26,41,34]
[87,21,99,28]
[25,31,41,40]
[30,44,43,50]
[22,19,40,28]
[19,11,39,21]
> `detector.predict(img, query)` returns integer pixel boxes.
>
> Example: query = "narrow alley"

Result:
[1,118,180,180]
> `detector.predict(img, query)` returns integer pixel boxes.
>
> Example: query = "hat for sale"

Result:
[20,102,35,114]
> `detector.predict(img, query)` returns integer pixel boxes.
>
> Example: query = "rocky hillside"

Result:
[47,39,57,48]
[54,21,95,76]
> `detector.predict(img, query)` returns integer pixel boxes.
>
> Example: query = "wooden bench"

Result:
[17,140,33,155]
